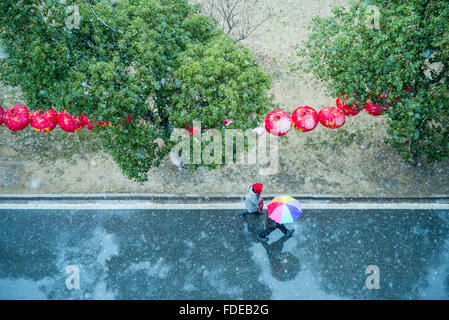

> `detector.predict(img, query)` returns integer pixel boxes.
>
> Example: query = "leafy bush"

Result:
[299,0,448,164]
[0,0,272,181]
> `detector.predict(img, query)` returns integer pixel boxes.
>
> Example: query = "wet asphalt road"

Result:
[0,209,448,300]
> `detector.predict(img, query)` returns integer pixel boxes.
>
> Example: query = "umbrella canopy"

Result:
[267,196,302,224]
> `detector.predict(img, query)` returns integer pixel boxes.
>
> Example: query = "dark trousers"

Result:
[242,210,262,217]
[258,223,289,238]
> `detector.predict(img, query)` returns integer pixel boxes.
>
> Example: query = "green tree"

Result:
[299,0,448,165]
[0,0,271,181]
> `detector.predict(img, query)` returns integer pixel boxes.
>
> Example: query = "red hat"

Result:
[253,183,263,193]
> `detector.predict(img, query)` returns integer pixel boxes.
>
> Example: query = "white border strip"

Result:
[0,193,448,200]
[0,202,448,210]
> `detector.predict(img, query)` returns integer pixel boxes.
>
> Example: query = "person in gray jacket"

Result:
[242,183,264,217]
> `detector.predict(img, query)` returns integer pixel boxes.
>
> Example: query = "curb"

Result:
[0,193,448,203]
[0,193,448,211]
[0,202,448,211]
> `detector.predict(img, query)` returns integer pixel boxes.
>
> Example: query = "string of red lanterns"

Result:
[0,93,391,135]
[264,94,390,136]
[0,105,116,133]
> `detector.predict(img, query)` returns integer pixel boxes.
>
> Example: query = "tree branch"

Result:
[88,2,121,33]
[201,0,271,42]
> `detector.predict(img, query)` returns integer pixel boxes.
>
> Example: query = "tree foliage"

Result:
[0,0,271,181]
[299,0,448,164]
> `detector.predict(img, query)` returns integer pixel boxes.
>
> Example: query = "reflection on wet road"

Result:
[0,209,448,299]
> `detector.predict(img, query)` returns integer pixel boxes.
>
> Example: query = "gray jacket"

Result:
[245,185,263,213]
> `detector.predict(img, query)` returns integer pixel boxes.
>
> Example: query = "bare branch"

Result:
[199,0,272,42]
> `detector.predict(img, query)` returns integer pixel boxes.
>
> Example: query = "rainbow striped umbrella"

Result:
[267,196,302,224]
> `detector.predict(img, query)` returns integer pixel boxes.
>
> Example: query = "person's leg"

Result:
[258,224,277,242]
[278,224,288,234]
[278,224,294,237]
[258,229,270,238]
[257,229,270,242]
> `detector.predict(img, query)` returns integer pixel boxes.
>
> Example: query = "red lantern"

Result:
[83,118,112,130]
[364,92,393,116]
[183,123,201,136]
[336,95,361,117]
[291,106,318,132]
[124,114,135,124]
[363,100,386,116]
[318,106,346,129]
[58,110,85,132]
[81,113,104,131]
[31,109,58,133]
[0,105,5,126]
[115,113,136,128]
[4,105,31,131]
[82,116,94,131]
[405,86,417,97]
[378,93,392,108]
[222,118,234,127]
[265,109,292,136]
[98,120,112,128]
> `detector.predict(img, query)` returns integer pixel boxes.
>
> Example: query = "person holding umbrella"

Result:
[257,196,301,242]
[242,183,264,217]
